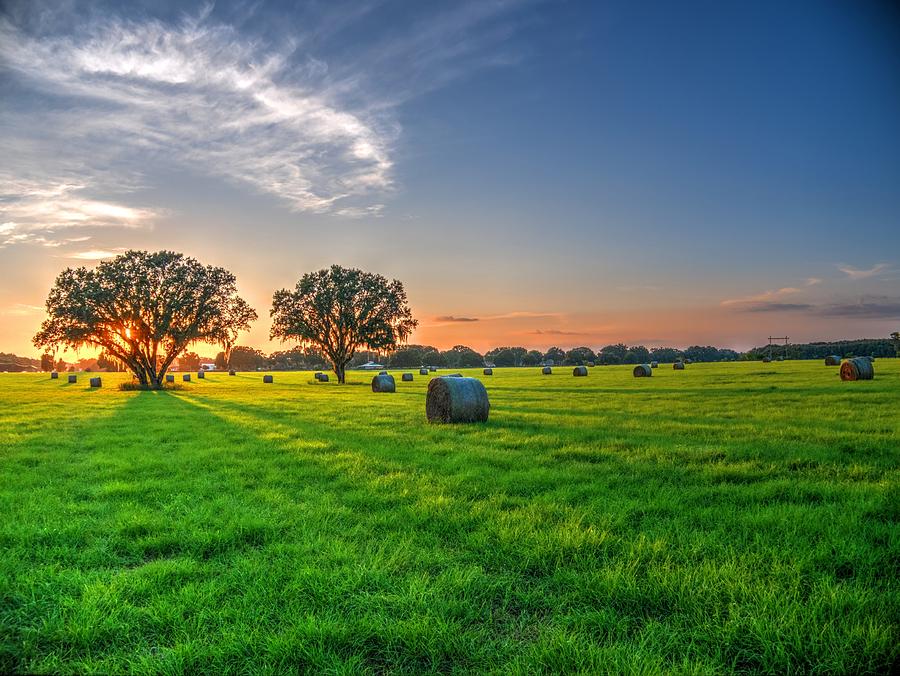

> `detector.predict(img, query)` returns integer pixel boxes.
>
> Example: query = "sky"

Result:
[1,0,899,358]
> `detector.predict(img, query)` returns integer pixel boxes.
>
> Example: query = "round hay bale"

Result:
[673,361,685,370]
[50,371,58,379]
[419,368,429,375]
[402,373,414,381]
[447,373,463,378]
[633,364,652,377]
[573,366,588,377]
[318,373,329,382]
[429,367,437,372]
[68,374,77,383]
[263,375,273,383]
[824,355,841,366]
[197,370,205,379]
[586,361,595,367]
[90,377,102,388]
[183,374,191,382]
[650,361,659,368]
[762,357,771,363]
[685,358,693,364]
[314,372,323,380]
[426,376,489,423]
[379,370,388,375]
[840,357,874,381]
[867,356,876,362]
[542,366,552,375]
[166,374,175,383]
[229,370,236,376]
[372,373,395,392]
[483,368,493,375]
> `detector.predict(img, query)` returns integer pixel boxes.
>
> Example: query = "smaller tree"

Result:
[40,352,55,371]
[892,332,900,357]
[271,265,417,383]
[179,352,202,372]
[543,346,565,365]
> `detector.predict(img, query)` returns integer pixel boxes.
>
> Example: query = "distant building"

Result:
[355,361,385,370]
[200,363,216,371]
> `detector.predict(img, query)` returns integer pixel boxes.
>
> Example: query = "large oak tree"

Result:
[34,250,257,388]
[270,265,417,383]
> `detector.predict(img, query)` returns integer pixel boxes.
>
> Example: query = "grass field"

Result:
[1,361,898,674]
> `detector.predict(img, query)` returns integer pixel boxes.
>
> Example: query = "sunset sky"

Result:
[1,0,899,357]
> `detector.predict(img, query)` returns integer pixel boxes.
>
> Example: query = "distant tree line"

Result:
[745,338,897,360]
[9,334,899,374]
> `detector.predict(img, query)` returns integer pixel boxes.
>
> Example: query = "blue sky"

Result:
[1,0,898,355]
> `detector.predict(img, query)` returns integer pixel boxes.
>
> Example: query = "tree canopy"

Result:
[33,250,256,388]
[270,265,417,383]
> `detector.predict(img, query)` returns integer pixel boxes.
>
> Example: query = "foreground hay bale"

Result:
[825,355,841,366]
[483,368,493,375]
[633,364,652,377]
[542,366,552,375]
[573,366,588,377]
[166,375,175,383]
[402,373,414,381]
[426,376,489,423]
[68,375,77,383]
[419,368,429,375]
[841,357,874,381]
[183,374,191,382]
[197,371,205,379]
[50,371,58,379]
[372,373,395,392]
[263,375,273,383]
[650,361,659,368]
[673,361,685,370]
[90,377,102,388]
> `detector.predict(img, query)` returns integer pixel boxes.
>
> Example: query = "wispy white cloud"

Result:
[837,263,891,280]
[0,178,158,247]
[805,277,822,286]
[63,248,128,260]
[721,286,801,307]
[0,1,530,235]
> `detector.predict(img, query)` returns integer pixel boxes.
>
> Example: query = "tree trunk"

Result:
[335,362,346,384]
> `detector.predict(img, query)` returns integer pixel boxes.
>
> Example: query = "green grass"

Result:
[1,361,898,674]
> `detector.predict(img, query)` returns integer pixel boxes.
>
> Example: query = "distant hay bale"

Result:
[650,361,659,368]
[166,375,175,383]
[402,373,414,381]
[483,368,493,375]
[319,373,329,382]
[673,362,685,370]
[840,357,874,381]
[762,357,771,363]
[542,366,552,375]
[89,377,101,388]
[825,355,841,366]
[183,374,191,382]
[379,370,389,375]
[314,372,323,380]
[68,375,77,383]
[50,371,58,379]
[573,366,588,377]
[429,367,437,372]
[586,361,595,367]
[426,376,490,423]
[685,358,693,364]
[420,368,429,375]
[372,373,395,392]
[633,364,652,377]
[447,373,463,378]
[197,371,205,379]
[263,375,273,383]
[229,370,236,376]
